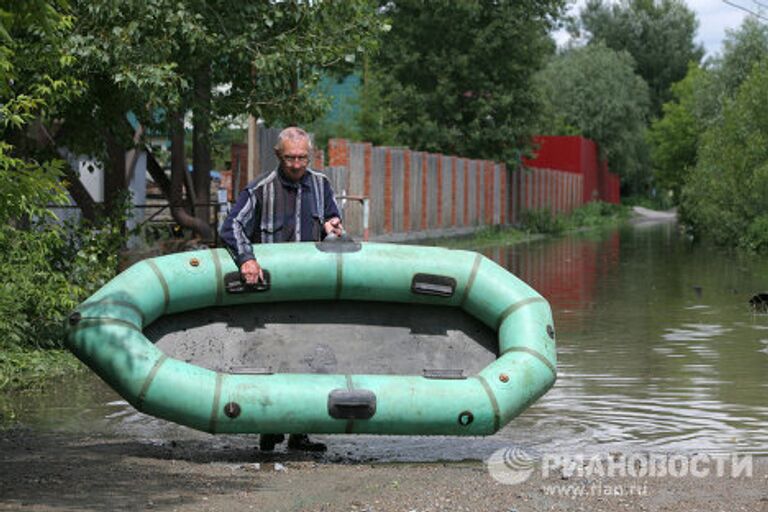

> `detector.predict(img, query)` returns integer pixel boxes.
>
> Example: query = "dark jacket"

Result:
[219,167,342,266]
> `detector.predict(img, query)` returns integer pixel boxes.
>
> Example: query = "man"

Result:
[219,126,343,452]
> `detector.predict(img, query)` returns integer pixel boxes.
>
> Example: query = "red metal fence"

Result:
[523,135,620,205]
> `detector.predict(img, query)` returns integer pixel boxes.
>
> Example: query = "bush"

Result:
[520,202,627,235]
[0,144,127,388]
[565,201,628,228]
[0,215,125,352]
[520,208,565,234]
[0,346,81,392]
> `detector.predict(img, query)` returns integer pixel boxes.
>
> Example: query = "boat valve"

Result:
[68,312,82,326]
[223,402,241,418]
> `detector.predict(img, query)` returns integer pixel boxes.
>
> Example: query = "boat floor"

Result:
[145,301,497,376]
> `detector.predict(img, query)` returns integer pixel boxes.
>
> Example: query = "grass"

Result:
[0,344,83,393]
[435,201,630,249]
[433,225,535,250]
[561,200,630,230]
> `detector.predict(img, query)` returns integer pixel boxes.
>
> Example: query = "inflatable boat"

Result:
[66,240,557,436]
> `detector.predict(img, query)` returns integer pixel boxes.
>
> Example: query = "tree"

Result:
[370,0,565,162]
[536,43,651,192]
[574,0,703,117]
[647,64,706,202]
[681,58,768,251]
[46,1,382,239]
[0,0,88,215]
[716,16,768,96]
[696,16,768,128]
[0,1,124,354]
[0,0,78,222]
[648,16,768,204]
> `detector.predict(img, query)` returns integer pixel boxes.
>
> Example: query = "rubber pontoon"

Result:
[66,240,557,436]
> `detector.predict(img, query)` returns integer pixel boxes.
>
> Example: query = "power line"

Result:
[723,0,768,22]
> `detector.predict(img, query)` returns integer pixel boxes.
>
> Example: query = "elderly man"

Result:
[219,126,343,452]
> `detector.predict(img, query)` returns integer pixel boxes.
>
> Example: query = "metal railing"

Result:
[337,195,370,241]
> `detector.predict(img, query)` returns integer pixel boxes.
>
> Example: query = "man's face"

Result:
[279,138,310,182]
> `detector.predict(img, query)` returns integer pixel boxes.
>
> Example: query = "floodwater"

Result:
[3,220,768,461]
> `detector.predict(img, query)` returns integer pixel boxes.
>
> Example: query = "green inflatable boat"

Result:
[66,240,557,436]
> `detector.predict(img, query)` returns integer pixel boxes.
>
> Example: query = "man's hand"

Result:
[240,259,264,285]
[324,217,343,237]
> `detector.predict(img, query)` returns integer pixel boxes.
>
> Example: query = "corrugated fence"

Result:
[326,138,605,241]
[328,139,513,240]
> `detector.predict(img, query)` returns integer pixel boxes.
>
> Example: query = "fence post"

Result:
[384,148,392,234]
[421,154,428,231]
[403,149,411,234]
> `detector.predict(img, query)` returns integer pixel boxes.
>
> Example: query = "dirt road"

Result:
[1,429,765,512]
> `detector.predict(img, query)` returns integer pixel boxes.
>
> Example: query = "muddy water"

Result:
[3,221,767,461]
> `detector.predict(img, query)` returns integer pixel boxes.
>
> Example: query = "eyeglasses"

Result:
[281,154,309,164]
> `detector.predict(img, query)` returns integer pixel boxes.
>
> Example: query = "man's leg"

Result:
[259,434,285,451]
[287,434,327,452]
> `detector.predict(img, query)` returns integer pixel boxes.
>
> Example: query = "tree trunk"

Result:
[30,120,98,223]
[104,123,127,217]
[61,165,97,222]
[145,150,172,200]
[192,64,212,235]
[170,111,213,241]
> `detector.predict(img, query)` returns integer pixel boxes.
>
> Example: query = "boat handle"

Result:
[224,270,271,294]
[411,273,456,297]
[327,389,377,420]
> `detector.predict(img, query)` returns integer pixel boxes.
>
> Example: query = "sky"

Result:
[555,0,754,58]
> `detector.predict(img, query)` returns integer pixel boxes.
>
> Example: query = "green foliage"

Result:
[0,1,120,358]
[369,0,565,162]
[1,0,82,144]
[354,67,401,147]
[0,143,67,222]
[431,225,529,250]
[522,201,628,235]
[0,347,81,392]
[648,17,768,206]
[574,0,703,117]
[520,208,566,234]
[692,17,768,130]
[647,64,706,202]
[309,67,402,149]
[0,0,383,387]
[0,208,126,353]
[716,17,768,98]
[564,200,628,228]
[536,43,651,192]
[0,0,384,224]
[63,0,382,127]
[680,59,768,252]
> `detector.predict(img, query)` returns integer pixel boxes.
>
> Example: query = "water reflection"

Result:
[3,223,768,458]
[485,223,768,456]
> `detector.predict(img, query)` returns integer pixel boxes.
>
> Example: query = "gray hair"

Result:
[274,126,313,154]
